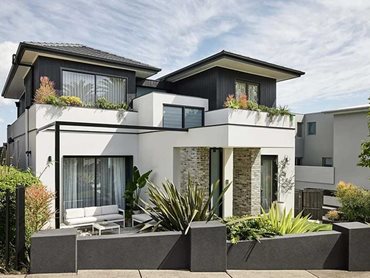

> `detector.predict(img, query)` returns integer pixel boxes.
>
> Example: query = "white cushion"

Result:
[95,214,123,221]
[84,206,102,217]
[101,205,118,215]
[65,208,84,220]
[64,216,97,225]
[132,213,152,223]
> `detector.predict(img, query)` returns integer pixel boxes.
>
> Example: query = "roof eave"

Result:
[158,50,305,82]
[20,42,161,72]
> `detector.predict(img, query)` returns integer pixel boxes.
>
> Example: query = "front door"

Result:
[261,155,277,211]
[209,148,223,217]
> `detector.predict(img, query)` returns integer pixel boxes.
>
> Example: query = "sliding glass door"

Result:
[62,156,131,213]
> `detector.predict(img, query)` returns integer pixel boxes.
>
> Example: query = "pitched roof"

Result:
[22,42,161,72]
[158,50,304,82]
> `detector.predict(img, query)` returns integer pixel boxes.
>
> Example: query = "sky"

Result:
[0,0,369,143]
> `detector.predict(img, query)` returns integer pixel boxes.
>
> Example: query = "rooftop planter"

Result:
[206,95,295,129]
[31,104,138,129]
[205,108,295,129]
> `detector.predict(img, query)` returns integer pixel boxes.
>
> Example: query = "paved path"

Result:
[2,270,370,277]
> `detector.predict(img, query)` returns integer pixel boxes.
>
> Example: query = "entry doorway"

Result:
[261,155,278,212]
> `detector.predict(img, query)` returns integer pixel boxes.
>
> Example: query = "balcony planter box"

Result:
[205,108,294,129]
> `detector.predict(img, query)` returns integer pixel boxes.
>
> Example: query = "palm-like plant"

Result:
[140,177,231,234]
[260,202,331,235]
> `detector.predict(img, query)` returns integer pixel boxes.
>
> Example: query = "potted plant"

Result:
[124,166,152,217]
[275,156,294,215]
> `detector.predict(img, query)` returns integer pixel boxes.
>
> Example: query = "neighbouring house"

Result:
[295,105,370,196]
[2,42,304,228]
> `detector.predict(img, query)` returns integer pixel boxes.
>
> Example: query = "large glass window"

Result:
[184,107,203,128]
[62,70,127,105]
[163,106,183,128]
[62,157,130,213]
[96,75,126,104]
[163,105,204,128]
[63,71,95,104]
[235,80,259,103]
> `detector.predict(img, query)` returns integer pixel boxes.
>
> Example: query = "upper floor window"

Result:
[235,80,259,103]
[163,105,204,128]
[296,122,303,137]
[322,157,333,167]
[62,70,127,105]
[307,122,316,135]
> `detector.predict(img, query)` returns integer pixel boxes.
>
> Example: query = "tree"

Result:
[358,98,370,168]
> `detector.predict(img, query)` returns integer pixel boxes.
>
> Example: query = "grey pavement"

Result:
[1,269,370,278]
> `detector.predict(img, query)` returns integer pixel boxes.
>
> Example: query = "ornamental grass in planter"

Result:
[140,177,231,234]
[224,202,332,244]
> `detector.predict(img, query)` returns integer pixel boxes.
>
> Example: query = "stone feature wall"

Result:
[233,148,261,215]
[179,147,210,198]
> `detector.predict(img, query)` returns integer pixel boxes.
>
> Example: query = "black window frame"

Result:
[61,155,133,211]
[235,79,260,104]
[307,122,316,135]
[61,68,129,104]
[162,104,205,128]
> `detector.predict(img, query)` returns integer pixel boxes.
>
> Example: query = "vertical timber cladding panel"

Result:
[233,148,261,216]
[303,188,323,220]
[179,147,210,198]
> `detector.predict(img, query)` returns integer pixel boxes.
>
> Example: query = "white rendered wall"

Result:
[301,112,334,166]
[333,112,369,188]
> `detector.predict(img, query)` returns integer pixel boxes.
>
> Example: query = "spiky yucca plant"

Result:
[260,202,331,235]
[140,178,230,234]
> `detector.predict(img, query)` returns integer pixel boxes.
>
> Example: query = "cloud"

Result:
[0,0,369,114]
[0,41,17,106]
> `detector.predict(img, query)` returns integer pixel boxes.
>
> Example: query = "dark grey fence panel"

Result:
[31,228,77,274]
[333,222,370,271]
[78,231,189,270]
[227,231,346,270]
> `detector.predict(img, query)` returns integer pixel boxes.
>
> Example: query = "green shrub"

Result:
[0,166,41,191]
[59,96,82,107]
[141,178,230,234]
[0,166,41,270]
[95,97,128,110]
[224,216,278,243]
[124,166,152,217]
[43,95,65,107]
[336,181,370,222]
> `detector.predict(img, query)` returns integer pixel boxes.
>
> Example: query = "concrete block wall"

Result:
[233,148,261,215]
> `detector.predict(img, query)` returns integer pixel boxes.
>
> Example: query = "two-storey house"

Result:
[2,42,304,227]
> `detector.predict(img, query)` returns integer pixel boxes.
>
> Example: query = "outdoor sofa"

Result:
[63,205,125,228]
